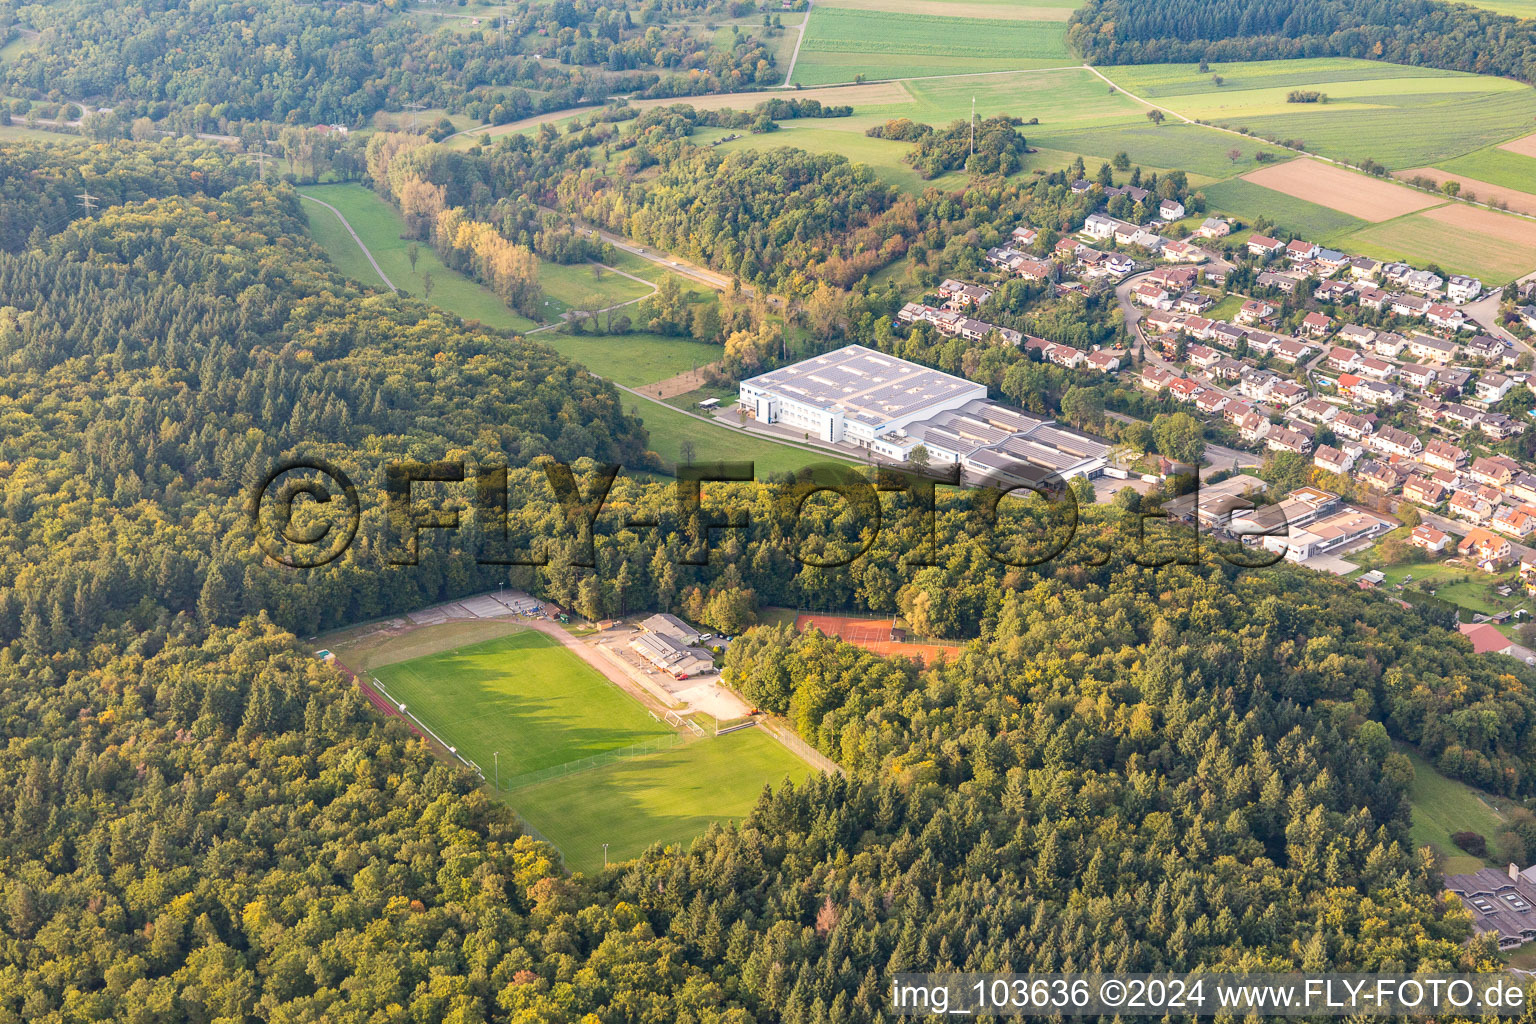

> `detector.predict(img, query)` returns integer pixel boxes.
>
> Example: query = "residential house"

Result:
[1480,412,1525,440]
[1476,372,1515,404]
[1349,256,1382,280]
[1325,347,1361,373]
[1177,290,1214,313]
[1371,425,1422,458]
[1246,234,1284,257]
[1315,279,1354,303]
[1410,524,1451,553]
[1492,504,1536,540]
[1390,294,1433,317]
[1014,258,1058,283]
[1186,343,1221,368]
[1357,459,1403,492]
[1301,311,1334,337]
[1197,217,1231,239]
[1054,237,1084,260]
[1211,323,1248,349]
[1399,363,1437,390]
[1471,454,1521,487]
[1407,335,1458,363]
[1270,381,1308,407]
[1195,390,1230,414]
[1168,377,1205,403]
[1257,271,1304,293]
[1182,315,1215,340]
[1403,475,1445,506]
[1332,412,1375,441]
[1273,339,1313,363]
[1295,398,1339,423]
[1357,287,1389,311]
[1236,410,1271,442]
[1158,198,1186,221]
[1202,266,1229,286]
[1372,332,1407,358]
[1237,299,1278,325]
[939,279,992,307]
[1266,426,1312,454]
[1450,491,1496,524]
[1285,239,1319,261]
[1459,526,1513,569]
[1422,438,1465,471]
[1314,445,1356,475]
[1082,213,1129,240]
[1353,379,1404,406]
[1011,226,1039,247]
[1356,356,1395,379]
[1086,350,1121,372]
[1139,366,1173,391]
[1465,335,1508,363]
[1161,239,1206,262]
[1338,324,1377,347]
[1522,553,1536,596]
[1402,269,1445,294]
[1132,282,1173,309]
[1426,304,1470,331]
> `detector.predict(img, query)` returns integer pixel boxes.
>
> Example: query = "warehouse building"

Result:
[739,346,1109,480]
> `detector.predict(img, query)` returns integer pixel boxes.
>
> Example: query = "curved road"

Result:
[299,193,397,293]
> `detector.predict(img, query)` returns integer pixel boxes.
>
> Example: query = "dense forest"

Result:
[1069,0,1536,81]
[0,0,784,131]
[1,131,1534,1019]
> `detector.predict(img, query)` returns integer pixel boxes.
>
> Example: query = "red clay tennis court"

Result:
[794,613,961,663]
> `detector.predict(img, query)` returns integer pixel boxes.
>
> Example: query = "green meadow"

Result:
[299,183,541,331]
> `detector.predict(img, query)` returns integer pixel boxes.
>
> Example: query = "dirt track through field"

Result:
[1399,167,1536,217]
[1241,159,1441,222]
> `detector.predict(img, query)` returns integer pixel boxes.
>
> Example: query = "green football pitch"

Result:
[371,631,672,779]
[511,727,816,873]
[368,628,818,872]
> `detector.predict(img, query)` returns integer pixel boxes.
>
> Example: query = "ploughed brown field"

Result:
[1242,158,1441,222]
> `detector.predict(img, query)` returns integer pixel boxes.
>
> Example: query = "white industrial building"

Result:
[738,345,1109,481]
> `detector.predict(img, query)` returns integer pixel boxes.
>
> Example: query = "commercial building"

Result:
[740,345,986,449]
[739,346,1109,480]
[629,633,715,680]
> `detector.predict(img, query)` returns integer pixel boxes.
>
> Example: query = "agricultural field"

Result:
[510,727,814,872]
[1421,142,1536,208]
[1199,178,1368,242]
[1457,0,1536,14]
[371,631,674,780]
[1240,159,1440,221]
[788,6,1074,87]
[299,183,540,331]
[1099,58,1536,169]
[539,331,722,389]
[1338,204,1536,283]
[1400,164,1536,218]
[1022,122,1294,180]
